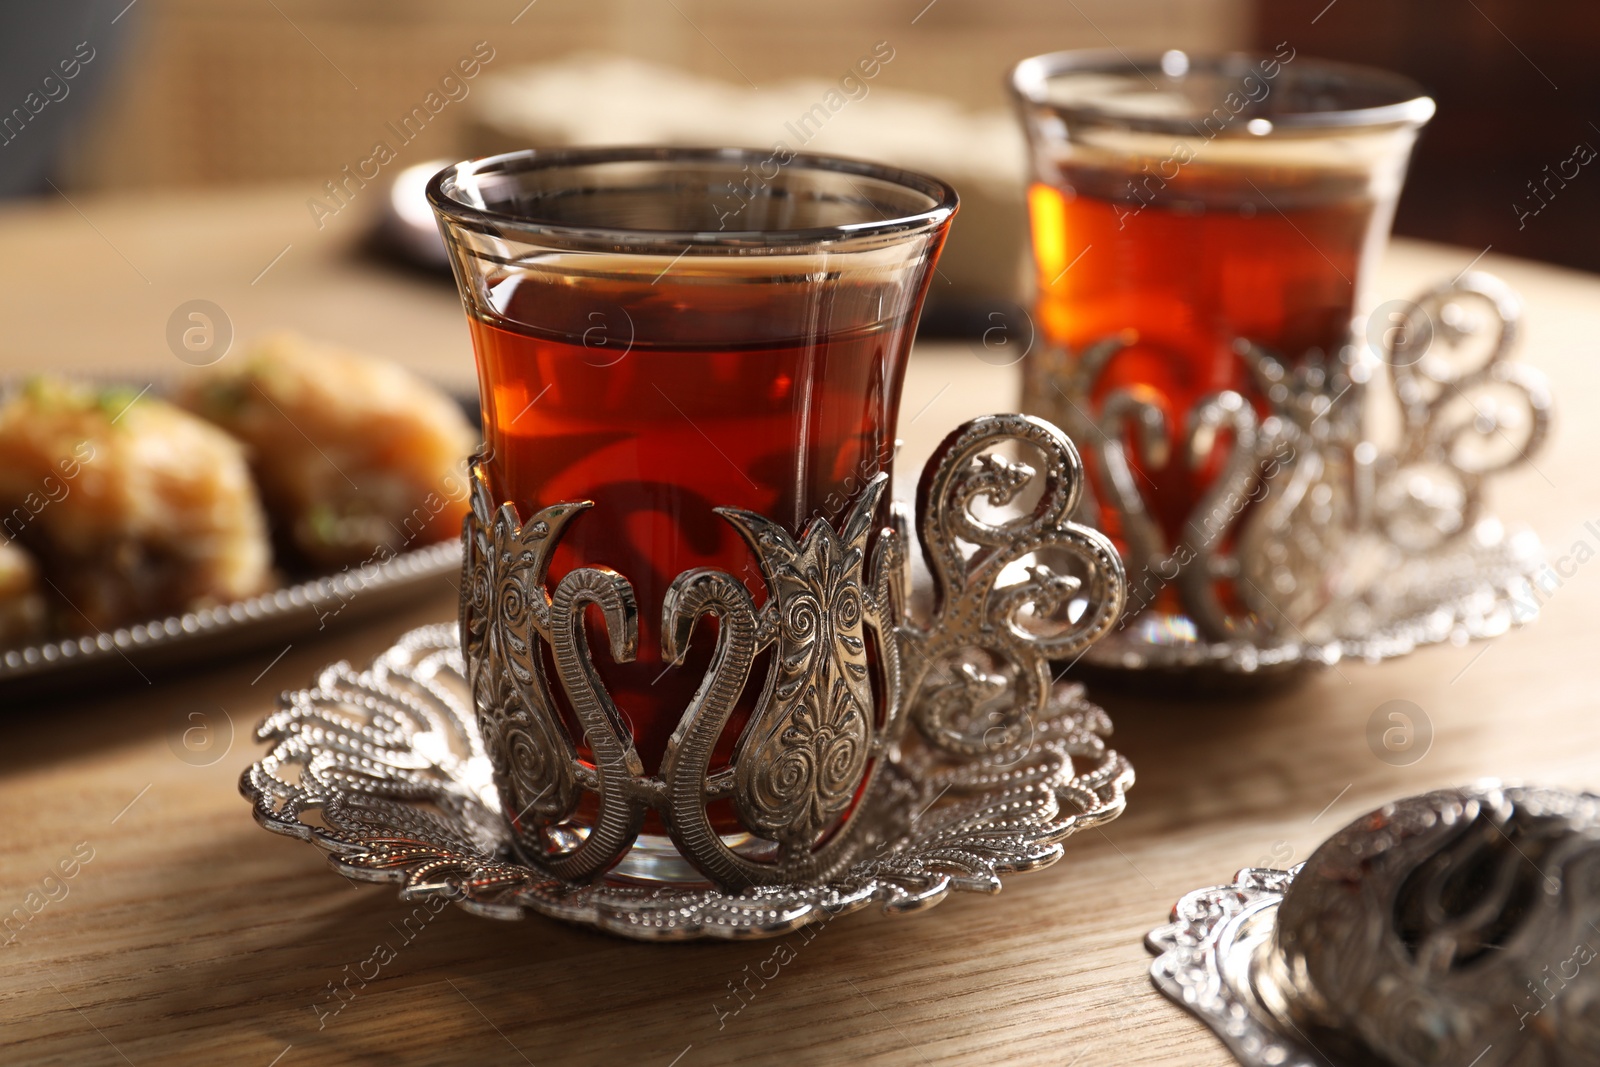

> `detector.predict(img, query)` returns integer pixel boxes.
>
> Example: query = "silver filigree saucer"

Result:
[1147,865,1318,1066]
[241,623,1132,940]
[1147,783,1600,1066]
[1088,516,1543,673]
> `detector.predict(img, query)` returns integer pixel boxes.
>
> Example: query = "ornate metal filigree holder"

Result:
[242,414,1135,940]
[1147,782,1600,1067]
[1040,273,1552,673]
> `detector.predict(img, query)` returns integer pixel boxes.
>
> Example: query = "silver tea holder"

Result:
[242,414,1136,940]
[1044,273,1552,673]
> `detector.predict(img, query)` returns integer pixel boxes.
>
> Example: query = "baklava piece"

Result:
[0,540,47,648]
[176,334,476,568]
[0,379,273,633]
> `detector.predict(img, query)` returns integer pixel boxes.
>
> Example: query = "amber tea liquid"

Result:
[470,267,919,775]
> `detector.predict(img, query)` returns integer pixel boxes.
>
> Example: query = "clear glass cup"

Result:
[428,147,955,878]
[1010,50,1433,635]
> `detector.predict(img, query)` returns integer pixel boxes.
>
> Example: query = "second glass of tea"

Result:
[1010,49,1433,629]
[429,147,955,874]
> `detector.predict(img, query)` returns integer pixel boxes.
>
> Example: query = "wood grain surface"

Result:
[0,186,1594,1066]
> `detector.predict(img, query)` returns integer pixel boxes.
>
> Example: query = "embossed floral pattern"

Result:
[462,469,578,832]
[719,488,877,848]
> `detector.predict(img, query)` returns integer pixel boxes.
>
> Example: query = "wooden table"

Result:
[1,186,1596,1066]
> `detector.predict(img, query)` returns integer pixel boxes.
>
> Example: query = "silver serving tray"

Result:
[0,540,462,701]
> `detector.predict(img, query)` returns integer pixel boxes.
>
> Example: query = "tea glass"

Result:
[429,147,956,878]
[1010,50,1433,642]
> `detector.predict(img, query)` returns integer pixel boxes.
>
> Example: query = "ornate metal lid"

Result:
[1149,782,1600,1066]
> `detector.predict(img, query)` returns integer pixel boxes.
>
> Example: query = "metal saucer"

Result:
[241,623,1133,941]
[1083,515,1543,675]
[1146,866,1316,1066]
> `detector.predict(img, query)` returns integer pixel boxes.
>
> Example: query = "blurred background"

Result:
[3,0,1596,315]
[12,0,1242,188]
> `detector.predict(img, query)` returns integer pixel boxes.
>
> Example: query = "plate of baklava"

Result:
[0,334,478,700]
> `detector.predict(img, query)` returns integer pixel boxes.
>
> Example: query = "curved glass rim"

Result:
[426,146,960,252]
[1009,49,1435,135]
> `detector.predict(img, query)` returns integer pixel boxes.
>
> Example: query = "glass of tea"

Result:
[429,147,955,877]
[1010,50,1433,634]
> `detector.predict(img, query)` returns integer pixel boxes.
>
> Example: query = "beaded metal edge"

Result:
[0,540,461,696]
